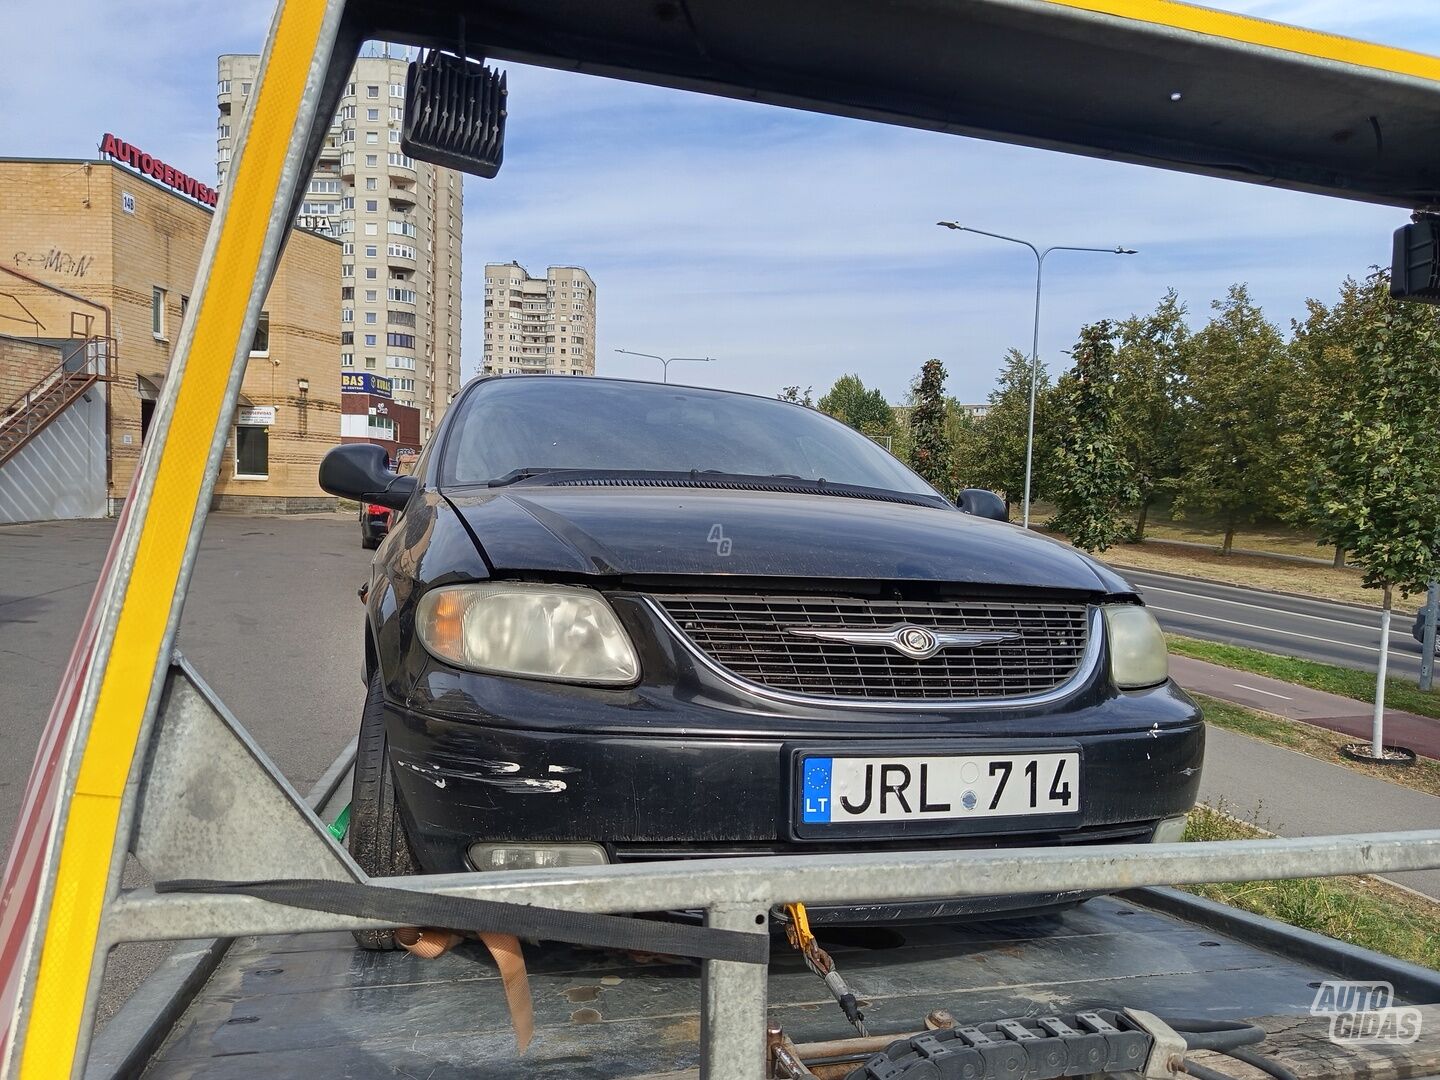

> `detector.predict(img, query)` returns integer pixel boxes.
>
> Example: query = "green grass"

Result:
[1193,694,1440,797]
[1169,634,1440,721]
[1181,804,1440,970]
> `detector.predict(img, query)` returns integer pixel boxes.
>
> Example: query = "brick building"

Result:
[0,155,342,518]
[339,371,420,464]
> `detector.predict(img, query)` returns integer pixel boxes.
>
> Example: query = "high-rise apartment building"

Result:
[217,50,464,442]
[482,263,596,376]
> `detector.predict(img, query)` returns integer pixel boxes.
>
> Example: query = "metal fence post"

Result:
[699,903,771,1080]
[1420,581,1438,691]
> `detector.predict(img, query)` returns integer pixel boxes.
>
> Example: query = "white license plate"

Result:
[799,752,1080,825]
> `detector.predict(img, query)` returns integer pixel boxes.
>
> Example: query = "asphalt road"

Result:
[0,512,371,1024]
[1116,566,1430,680]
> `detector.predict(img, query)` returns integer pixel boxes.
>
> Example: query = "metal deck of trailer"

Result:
[117,771,1440,1079]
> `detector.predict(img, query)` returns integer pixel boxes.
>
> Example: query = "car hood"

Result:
[442,485,1132,594]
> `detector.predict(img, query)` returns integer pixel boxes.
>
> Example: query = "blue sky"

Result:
[3,1,1438,403]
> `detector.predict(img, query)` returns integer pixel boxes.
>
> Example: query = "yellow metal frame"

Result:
[2,0,1438,1076]
[1042,0,1440,83]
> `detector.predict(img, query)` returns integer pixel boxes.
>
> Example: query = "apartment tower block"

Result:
[217,50,464,441]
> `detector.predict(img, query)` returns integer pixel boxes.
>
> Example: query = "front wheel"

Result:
[347,669,417,950]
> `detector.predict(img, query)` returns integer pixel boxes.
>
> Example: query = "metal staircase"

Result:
[0,336,115,467]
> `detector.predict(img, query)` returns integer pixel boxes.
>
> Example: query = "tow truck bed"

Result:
[128,887,1439,1078]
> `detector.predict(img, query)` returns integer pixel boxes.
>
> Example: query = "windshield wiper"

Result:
[487,467,565,487]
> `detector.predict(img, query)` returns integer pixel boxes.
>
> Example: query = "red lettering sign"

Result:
[98,133,219,208]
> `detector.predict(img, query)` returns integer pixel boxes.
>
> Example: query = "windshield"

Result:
[440,378,941,499]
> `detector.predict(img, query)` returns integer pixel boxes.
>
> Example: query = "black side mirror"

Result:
[319,444,418,510]
[956,488,1009,522]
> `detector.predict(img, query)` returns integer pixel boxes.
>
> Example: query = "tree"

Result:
[906,359,952,496]
[1047,321,1139,552]
[818,374,895,435]
[1311,269,1440,756]
[777,385,813,406]
[1285,278,1371,566]
[969,348,1053,508]
[1113,290,1189,540]
[944,398,984,494]
[1173,284,1292,555]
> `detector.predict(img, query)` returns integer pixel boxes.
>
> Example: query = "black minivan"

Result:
[320,376,1202,946]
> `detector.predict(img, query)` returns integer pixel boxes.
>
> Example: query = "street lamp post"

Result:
[613,349,716,384]
[936,222,1136,529]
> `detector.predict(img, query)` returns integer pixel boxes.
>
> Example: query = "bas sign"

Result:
[341,372,392,398]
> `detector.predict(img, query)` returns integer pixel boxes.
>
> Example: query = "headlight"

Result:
[1102,604,1168,689]
[417,583,640,685]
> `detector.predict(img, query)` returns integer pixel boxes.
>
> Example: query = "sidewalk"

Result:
[1198,726,1440,900]
[1171,654,1440,758]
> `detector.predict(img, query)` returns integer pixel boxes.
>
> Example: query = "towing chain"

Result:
[784,902,867,1035]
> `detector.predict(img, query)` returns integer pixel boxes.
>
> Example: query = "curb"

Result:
[1123,886,1440,1004]
[84,738,358,1080]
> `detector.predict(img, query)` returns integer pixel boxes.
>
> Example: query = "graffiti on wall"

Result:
[12,248,95,279]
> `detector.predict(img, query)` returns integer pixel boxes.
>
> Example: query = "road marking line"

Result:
[1146,604,1385,654]
[1231,683,1292,701]
[1137,583,1378,631]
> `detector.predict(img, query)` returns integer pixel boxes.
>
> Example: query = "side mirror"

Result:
[956,488,1009,522]
[319,444,418,511]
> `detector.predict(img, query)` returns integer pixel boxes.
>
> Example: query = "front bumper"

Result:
[383,676,1204,918]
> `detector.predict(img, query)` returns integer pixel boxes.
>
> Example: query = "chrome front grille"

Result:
[652,594,1092,702]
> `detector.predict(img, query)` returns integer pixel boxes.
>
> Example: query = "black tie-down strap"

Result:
[155,877,770,964]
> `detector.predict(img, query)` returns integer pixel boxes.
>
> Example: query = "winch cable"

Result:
[784,901,867,1035]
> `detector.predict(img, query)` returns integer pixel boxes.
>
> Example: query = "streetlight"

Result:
[937,222,1136,529]
[613,349,715,384]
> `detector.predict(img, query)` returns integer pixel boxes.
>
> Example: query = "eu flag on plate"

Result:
[801,757,833,823]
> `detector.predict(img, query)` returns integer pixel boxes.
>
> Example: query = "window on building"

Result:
[151,287,166,338]
[365,154,378,166]
[364,356,377,369]
[218,79,231,94]
[341,353,354,367]
[241,81,252,96]
[364,312,377,324]
[365,131,379,144]
[248,311,270,355]
[365,289,378,302]
[341,308,354,323]
[387,333,415,349]
[367,84,380,97]
[234,423,268,478]
[340,263,353,277]
[388,130,400,144]
[366,199,377,212]
[364,334,377,346]
[390,83,405,98]
[366,177,377,191]
[365,267,377,279]
[179,295,189,323]
[367,107,379,120]
[341,331,354,345]
[365,245,377,258]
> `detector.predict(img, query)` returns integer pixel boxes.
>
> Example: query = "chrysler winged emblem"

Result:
[787,622,1021,660]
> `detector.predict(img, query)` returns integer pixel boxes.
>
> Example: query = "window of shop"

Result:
[234,424,269,479]
[151,287,166,339]
[249,310,270,355]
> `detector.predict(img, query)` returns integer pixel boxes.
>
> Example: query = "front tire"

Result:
[348,670,417,950]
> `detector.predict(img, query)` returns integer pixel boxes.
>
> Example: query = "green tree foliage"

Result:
[1173,284,1293,554]
[906,359,953,496]
[1312,270,1440,601]
[944,398,983,494]
[969,348,1052,507]
[1113,290,1189,539]
[777,385,813,406]
[1286,277,1373,566]
[1047,322,1139,552]
[818,374,895,435]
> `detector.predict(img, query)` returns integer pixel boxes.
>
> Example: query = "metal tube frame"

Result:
[5,4,1440,1079]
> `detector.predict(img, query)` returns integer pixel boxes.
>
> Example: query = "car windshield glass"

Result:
[440,378,940,498]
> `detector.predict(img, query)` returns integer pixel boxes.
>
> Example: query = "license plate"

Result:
[799,752,1080,826]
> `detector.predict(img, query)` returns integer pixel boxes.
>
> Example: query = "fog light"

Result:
[468,842,609,872]
[1151,815,1188,844]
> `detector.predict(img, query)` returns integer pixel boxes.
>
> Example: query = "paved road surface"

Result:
[0,512,370,1024]
[1199,726,1440,900]
[1114,566,1429,680]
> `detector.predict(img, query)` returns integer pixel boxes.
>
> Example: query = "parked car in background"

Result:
[358,454,416,549]
[1413,609,1439,653]
[320,376,1203,948]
